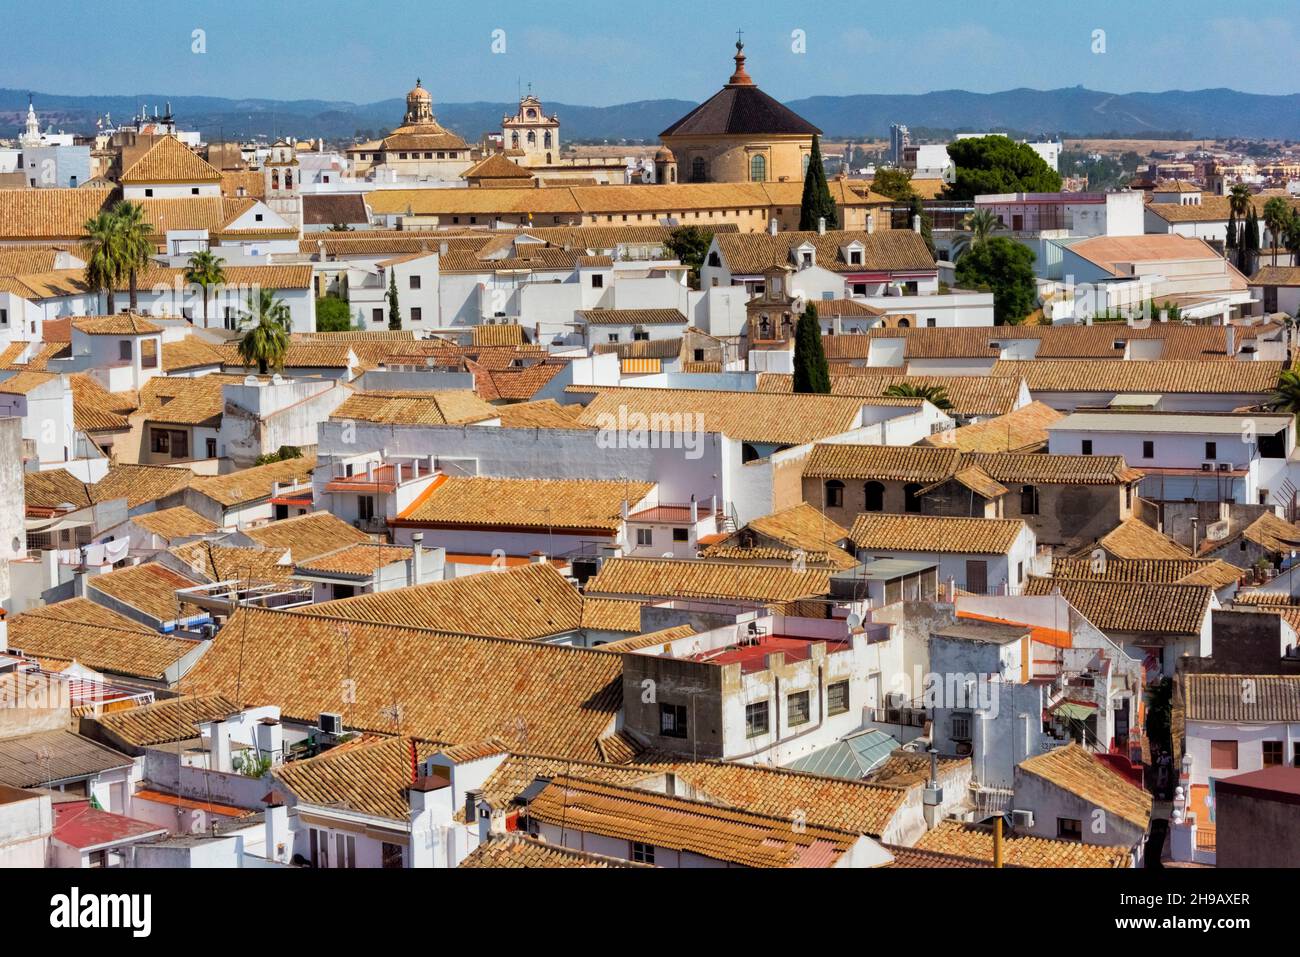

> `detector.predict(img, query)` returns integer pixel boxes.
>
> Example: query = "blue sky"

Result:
[7,0,1300,104]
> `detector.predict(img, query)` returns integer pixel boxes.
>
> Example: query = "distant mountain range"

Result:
[2,85,1298,143]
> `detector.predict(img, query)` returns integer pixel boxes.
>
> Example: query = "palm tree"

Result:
[1268,369,1300,419]
[1283,209,1300,263]
[236,288,292,374]
[882,382,953,411]
[1263,197,1292,268]
[961,208,1002,250]
[183,250,226,327]
[112,201,155,311]
[81,211,124,314]
[1229,183,1252,221]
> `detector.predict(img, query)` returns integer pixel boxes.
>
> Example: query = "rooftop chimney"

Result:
[866,212,875,235]
[817,216,826,236]
[922,747,943,830]
[411,532,424,586]
[1226,325,1235,357]
[205,717,232,774]
[912,214,922,234]
[768,218,779,236]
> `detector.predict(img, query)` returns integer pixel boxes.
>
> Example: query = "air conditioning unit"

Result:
[318,712,343,736]
[1218,463,1232,472]
[1201,462,1214,472]
[1011,809,1035,828]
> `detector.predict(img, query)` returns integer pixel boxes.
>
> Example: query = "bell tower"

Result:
[263,139,302,233]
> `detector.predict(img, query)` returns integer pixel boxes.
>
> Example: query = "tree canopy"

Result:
[953,236,1037,325]
[664,225,714,289]
[799,135,838,231]
[943,135,1062,200]
[315,296,354,332]
[870,167,915,200]
[792,303,830,394]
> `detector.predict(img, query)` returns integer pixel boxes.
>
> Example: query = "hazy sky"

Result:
[6,0,1300,104]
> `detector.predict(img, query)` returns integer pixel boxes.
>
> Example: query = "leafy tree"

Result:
[792,302,830,394]
[112,201,154,312]
[236,287,292,374]
[882,382,953,410]
[1283,210,1300,261]
[869,167,915,200]
[184,249,226,327]
[954,236,1037,325]
[387,270,401,330]
[799,135,838,231]
[81,211,125,314]
[664,225,714,289]
[316,296,354,332]
[1263,197,1292,267]
[254,445,303,466]
[1268,369,1300,419]
[909,195,936,258]
[961,208,1002,250]
[943,135,1063,200]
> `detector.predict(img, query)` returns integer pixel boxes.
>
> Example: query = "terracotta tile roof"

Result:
[295,542,412,577]
[131,505,217,540]
[398,475,652,533]
[1023,576,1212,635]
[1019,743,1152,830]
[0,369,56,395]
[0,187,116,241]
[182,606,624,761]
[848,514,1027,555]
[460,833,650,868]
[69,374,132,433]
[580,597,645,633]
[0,244,71,273]
[992,359,1283,395]
[0,269,90,300]
[1184,673,1300,723]
[95,694,240,747]
[468,359,567,402]
[0,730,133,789]
[86,561,203,623]
[462,153,533,182]
[23,468,93,511]
[1088,518,1192,560]
[1,339,70,371]
[883,845,994,867]
[301,193,367,227]
[120,136,223,184]
[760,372,1023,418]
[915,820,1132,867]
[586,558,831,603]
[170,541,294,583]
[123,264,313,293]
[574,385,886,446]
[8,597,195,680]
[273,735,441,821]
[161,335,225,373]
[715,229,934,275]
[930,464,1008,500]
[923,401,1062,453]
[702,503,857,570]
[136,374,230,427]
[189,454,317,508]
[966,452,1142,486]
[1251,266,1300,287]
[1051,556,1243,588]
[494,399,585,429]
[218,340,354,371]
[470,323,527,346]
[804,444,961,482]
[330,390,498,425]
[523,774,859,868]
[591,624,699,653]
[864,750,970,788]
[305,562,585,642]
[240,511,369,563]
[92,464,193,510]
[575,308,688,326]
[1147,194,1300,225]
[1239,511,1300,553]
[72,313,162,335]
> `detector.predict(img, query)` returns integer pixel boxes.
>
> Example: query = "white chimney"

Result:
[1226,325,1235,357]
[912,214,922,234]
[407,774,453,868]
[411,532,424,586]
[817,216,826,236]
[254,718,283,766]
[768,218,779,236]
[263,797,290,863]
[204,717,232,773]
[866,212,875,235]
[531,551,548,565]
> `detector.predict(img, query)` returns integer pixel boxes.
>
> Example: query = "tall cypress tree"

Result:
[799,136,838,231]
[387,270,402,330]
[792,302,830,394]
[1226,210,1237,253]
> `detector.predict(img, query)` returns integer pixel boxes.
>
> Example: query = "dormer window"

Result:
[850,251,862,264]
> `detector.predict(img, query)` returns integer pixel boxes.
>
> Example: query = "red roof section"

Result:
[52,801,169,849]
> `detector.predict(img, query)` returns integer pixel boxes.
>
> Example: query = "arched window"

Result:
[670,168,676,183]
[546,153,552,164]
[543,131,552,148]
[284,170,293,189]
[707,251,721,267]
[527,131,536,146]
[750,153,766,182]
[512,131,520,147]
[759,315,771,338]
[897,317,910,328]
[691,157,707,182]
[864,481,885,512]
[271,169,280,190]
[825,480,844,508]
[903,483,923,514]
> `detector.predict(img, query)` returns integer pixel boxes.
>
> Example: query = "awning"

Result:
[24,515,92,533]
[1052,701,1098,721]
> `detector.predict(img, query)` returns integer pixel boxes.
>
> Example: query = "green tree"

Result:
[1241,207,1261,273]
[387,270,401,330]
[909,195,935,258]
[1283,210,1300,261]
[236,287,292,374]
[961,208,1002,250]
[254,445,303,466]
[792,302,830,394]
[112,201,154,312]
[869,167,915,200]
[1226,209,1238,252]
[882,382,953,410]
[81,211,125,314]
[943,135,1063,200]
[183,249,226,327]
[315,296,354,332]
[664,225,714,289]
[1268,369,1300,419]
[1263,197,1292,267]
[954,236,1037,325]
[798,135,838,231]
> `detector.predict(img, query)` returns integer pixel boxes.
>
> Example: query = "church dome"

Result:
[403,79,436,125]
[407,79,432,102]
[655,146,675,162]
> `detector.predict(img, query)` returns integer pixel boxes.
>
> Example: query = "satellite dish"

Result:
[846,613,863,630]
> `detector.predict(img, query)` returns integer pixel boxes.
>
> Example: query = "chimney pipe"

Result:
[912,214,922,234]
[1226,325,1235,356]
[866,212,874,235]
[817,216,826,236]
[768,218,778,236]
[465,787,481,828]
[411,532,424,586]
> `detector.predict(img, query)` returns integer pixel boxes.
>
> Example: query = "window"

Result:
[927,317,936,327]
[1210,739,1239,770]
[0,308,6,326]
[591,273,603,288]
[633,331,649,341]
[745,700,769,737]
[119,340,132,361]
[863,482,885,512]
[1294,742,1300,768]
[850,250,862,265]
[1142,440,1154,459]
[1081,440,1093,455]
[1021,485,1040,515]
[903,482,923,514]
[335,833,356,868]
[206,438,216,459]
[1057,818,1083,841]
[409,275,421,289]
[694,349,705,362]
[825,480,844,508]
[630,841,656,864]
[749,154,766,182]
[150,429,170,454]
[381,842,404,868]
[672,528,689,543]
[691,157,707,182]
[659,703,687,738]
[410,307,422,322]
[853,283,867,296]
[951,713,972,741]
[827,680,850,715]
[607,333,619,343]
[144,188,153,197]
[1263,740,1284,766]
[787,690,811,727]
[636,527,653,546]
[1205,441,1217,459]
[372,308,384,324]
[358,495,375,521]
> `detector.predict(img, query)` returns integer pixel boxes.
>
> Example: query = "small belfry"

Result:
[402,78,435,126]
[502,91,560,167]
